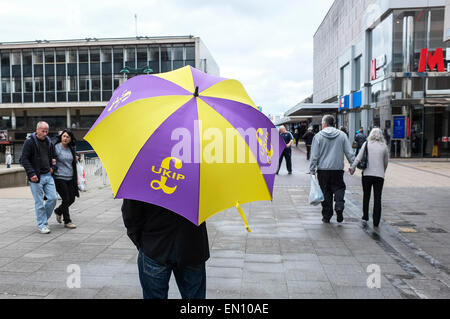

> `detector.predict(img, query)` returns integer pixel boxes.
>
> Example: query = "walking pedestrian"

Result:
[276,125,294,175]
[349,128,389,227]
[302,127,315,161]
[310,115,355,223]
[339,126,349,138]
[355,127,367,156]
[19,121,57,234]
[5,151,12,168]
[122,199,210,299]
[53,129,79,229]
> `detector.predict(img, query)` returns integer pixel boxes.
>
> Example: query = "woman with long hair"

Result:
[349,128,389,227]
[53,129,79,229]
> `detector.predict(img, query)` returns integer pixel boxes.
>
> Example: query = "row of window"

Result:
[0,44,196,103]
[0,115,97,130]
[1,44,195,69]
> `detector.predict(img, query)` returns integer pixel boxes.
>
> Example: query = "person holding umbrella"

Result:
[122,200,209,299]
[85,66,285,299]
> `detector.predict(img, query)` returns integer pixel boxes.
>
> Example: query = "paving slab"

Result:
[0,147,450,299]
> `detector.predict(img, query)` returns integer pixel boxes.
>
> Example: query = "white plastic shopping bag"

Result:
[76,161,86,192]
[309,175,324,205]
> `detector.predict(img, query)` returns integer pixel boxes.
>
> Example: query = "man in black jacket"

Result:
[302,127,315,161]
[355,127,367,156]
[20,121,57,234]
[122,199,210,299]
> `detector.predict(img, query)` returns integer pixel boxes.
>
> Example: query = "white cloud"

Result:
[0,0,334,115]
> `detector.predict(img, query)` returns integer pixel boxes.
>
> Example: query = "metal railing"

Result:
[77,150,110,189]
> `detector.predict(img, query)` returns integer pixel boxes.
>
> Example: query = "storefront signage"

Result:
[443,137,448,143]
[418,48,446,72]
[370,55,386,80]
[352,91,362,108]
[339,95,350,111]
[393,116,406,139]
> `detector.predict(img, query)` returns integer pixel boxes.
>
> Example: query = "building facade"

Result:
[314,0,450,157]
[0,36,219,162]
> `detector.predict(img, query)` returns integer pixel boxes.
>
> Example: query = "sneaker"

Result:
[56,214,62,224]
[65,222,77,229]
[39,226,51,234]
[336,211,344,223]
[322,217,331,223]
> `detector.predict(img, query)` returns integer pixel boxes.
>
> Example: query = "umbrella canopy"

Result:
[84,66,285,229]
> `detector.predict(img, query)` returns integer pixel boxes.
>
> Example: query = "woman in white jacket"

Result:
[349,128,389,227]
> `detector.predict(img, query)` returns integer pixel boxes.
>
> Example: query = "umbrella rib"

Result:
[197,97,273,201]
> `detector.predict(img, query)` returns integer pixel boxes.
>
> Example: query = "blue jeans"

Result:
[137,250,206,299]
[29,173,57,229]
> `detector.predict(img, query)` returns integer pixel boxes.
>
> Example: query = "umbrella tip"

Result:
[194,86,199,97]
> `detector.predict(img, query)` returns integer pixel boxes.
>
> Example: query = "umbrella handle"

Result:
[236,202,251,233]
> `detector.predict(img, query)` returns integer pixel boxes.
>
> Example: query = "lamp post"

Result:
[119,67,130,85]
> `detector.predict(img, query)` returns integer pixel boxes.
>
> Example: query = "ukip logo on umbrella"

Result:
[84,66,286,231]
[150,157,185,195]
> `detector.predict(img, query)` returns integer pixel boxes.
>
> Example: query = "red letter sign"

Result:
[418,48,445,72]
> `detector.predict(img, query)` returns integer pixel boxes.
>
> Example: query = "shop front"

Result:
[368,6,449,158]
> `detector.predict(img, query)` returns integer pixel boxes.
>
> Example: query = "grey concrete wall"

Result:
[0,167,27,188]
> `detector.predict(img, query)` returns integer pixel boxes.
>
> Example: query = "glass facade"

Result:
[0,43,196,105]
[367,7,450,158]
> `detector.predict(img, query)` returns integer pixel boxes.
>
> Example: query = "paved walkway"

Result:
[0,146,450,299]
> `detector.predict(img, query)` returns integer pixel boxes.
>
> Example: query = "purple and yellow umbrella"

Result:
[84,66,285,231]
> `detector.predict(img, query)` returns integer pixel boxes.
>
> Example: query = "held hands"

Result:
[348,168,355,175]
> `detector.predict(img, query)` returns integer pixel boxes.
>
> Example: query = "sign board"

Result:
[418,48,446,72]
[443,136,449,143]
[393,116,406,139]
[0,130,8,141]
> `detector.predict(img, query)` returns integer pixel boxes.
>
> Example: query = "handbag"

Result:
[357,142,369,170]
[309,175,324,206]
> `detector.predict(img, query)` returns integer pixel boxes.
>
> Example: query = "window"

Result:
[90,48,100,63]
[186,45,195,60]
[45,50,54,63]
[136,46,147,68]
[1,79,11,93]
[160,46,171,72]
[354,56,362,90]
[125,47,135,68]
[340,64,350,95]
[371,14,393,77]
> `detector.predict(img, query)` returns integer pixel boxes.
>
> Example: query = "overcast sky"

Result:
[0,0,334,116]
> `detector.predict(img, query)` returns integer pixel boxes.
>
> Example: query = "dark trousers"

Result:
[362,175,384,226]
[317,170,346,220]
[137,250,206,299]
[54,178,76,224]
[306,145,311,160]
[277,148,292,173]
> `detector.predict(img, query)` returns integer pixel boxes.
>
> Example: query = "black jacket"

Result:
[302,130,315,146]
[20,133,56,182]
[355,132,367,148]
[121,199,210,267]
[53,142,80,198]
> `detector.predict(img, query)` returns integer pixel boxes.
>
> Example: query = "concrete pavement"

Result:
[0,147,449,299]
